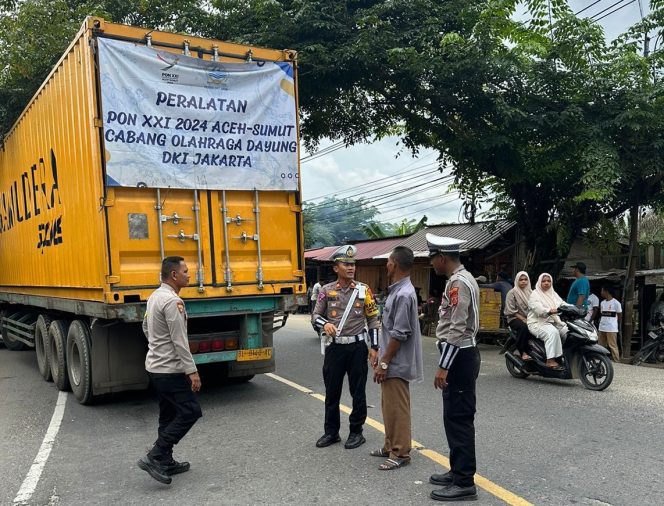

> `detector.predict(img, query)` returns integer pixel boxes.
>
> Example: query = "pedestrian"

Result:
[426,234,481,502]
[586,292,600,324]
[312,245,380,449]
[371,246,423,470]
[504,271,533,360]
[138,256,202,485]
[310,278,322,314]
[598,286,622,362]
[567,262,590,309]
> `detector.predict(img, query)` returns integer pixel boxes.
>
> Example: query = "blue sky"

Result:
[300,0,650,226]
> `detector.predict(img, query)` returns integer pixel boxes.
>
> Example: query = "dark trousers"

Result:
[148,372,202,460]
[443,347,481,487]
[508,319,531,355]
[322,342,368,435]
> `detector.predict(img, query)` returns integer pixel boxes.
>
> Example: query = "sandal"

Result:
[379,458,409,470]
[370,448,389,457]
[521,354,532,361]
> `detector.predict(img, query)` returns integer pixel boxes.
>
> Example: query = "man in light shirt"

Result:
[138,256,202,485]
[598,286,622,362]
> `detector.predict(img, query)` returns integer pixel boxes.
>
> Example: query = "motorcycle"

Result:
[630,312,664,366]
[500,303,614,391]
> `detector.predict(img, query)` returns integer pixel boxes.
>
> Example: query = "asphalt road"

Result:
[2,314,664,506]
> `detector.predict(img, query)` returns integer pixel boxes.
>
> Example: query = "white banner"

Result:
[97,38,298,191]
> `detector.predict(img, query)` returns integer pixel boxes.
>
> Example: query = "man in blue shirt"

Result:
[567,262,590,309]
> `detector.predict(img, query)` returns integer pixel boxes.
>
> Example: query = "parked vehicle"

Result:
[500,303,613,390]
[630,313,664,366]
[0,17,305,404]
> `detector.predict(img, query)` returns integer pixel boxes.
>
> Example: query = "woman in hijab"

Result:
[527,273,567,370]
[504,271,533,360]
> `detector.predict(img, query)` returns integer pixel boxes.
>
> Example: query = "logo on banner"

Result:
[207,71,229,87]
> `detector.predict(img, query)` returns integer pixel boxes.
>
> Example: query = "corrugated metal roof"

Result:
[402,221,516,254]
[304,246,337,261]
[305,237,407,262]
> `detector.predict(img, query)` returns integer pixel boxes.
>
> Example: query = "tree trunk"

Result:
[622,205,639,359]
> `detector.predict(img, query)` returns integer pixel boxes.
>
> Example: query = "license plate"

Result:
[237,347,272,361]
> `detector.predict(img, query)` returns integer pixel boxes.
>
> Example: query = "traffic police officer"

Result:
[426,235,481,502]
[138,256,202,485]
[312,245,380,449]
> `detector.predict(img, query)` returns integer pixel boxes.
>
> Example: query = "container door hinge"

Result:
[94,118,103,128]
[106,275,120,284]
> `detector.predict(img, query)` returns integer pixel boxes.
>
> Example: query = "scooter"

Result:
[631,312,664,366]
[500,303,614,391]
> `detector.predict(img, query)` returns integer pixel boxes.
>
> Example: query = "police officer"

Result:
[426,235,481,502]
[312,245,380,449]
[138,256,202,485]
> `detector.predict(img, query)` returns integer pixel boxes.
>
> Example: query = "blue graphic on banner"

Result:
[97,38,298,191]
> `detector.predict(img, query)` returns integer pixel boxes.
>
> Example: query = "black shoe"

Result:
[137,455,172,485]
[430,485,477,501]
[162,458,191,475]
[430,471,453,487]
[344,433,366,449]
[316,433,341,448]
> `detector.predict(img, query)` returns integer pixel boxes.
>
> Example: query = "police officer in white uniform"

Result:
[138,256,202,485]
[312,245,380,449]
[426,235,481,502]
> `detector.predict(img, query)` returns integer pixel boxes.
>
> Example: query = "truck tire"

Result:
[35,315,53,382]
[49,320,70,391]
[66,320,93,404]
[1,309,28,351]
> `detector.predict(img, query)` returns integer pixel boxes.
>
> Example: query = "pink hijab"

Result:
[534,273,563,310]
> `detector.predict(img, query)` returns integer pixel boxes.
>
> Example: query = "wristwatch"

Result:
[380,361,389,370]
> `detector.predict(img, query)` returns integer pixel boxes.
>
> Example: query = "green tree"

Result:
[0,0,213,135]
[303,197,378,248]
[362,216,427,239]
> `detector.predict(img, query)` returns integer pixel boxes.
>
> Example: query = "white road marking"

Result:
[13,391,68,505]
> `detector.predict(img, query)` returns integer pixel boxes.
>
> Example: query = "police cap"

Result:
[331,245,357,264]
[426,233,467,257]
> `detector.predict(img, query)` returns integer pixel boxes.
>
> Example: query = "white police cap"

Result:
[426,233,467,257]
[331,245,357,263]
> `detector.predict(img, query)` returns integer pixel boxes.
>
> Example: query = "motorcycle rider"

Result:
[527,273,567,370]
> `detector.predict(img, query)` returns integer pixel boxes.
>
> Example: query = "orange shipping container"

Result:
[0,17,305,403]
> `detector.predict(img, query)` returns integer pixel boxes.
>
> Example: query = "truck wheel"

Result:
[1,309,28,351]
[49,320,70,391]
[35,315,53,382]
[66,320,93,404]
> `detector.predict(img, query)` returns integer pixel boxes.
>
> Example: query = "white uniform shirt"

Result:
[585,293,600,322]
[599,299,622,333]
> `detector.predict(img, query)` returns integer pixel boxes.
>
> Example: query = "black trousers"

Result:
[442,347,481,487]
[508,319,531,355]
[148,372,202,460]
[322,341,368,436]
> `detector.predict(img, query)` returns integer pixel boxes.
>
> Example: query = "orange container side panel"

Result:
[0,17,305,306]
[0,29,109,301]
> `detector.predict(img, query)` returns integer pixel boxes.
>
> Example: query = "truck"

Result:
[0,17,306,404]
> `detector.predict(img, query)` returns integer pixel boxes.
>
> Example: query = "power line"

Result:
[309,179,454,223]
[304,161,440,203]
[592,0,636,21]
[575,0,606,16]
[589,0,633,20]
[304,165,446,210]
[301,141,346,163]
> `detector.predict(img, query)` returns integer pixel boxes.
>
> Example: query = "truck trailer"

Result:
[0,17,305,404]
